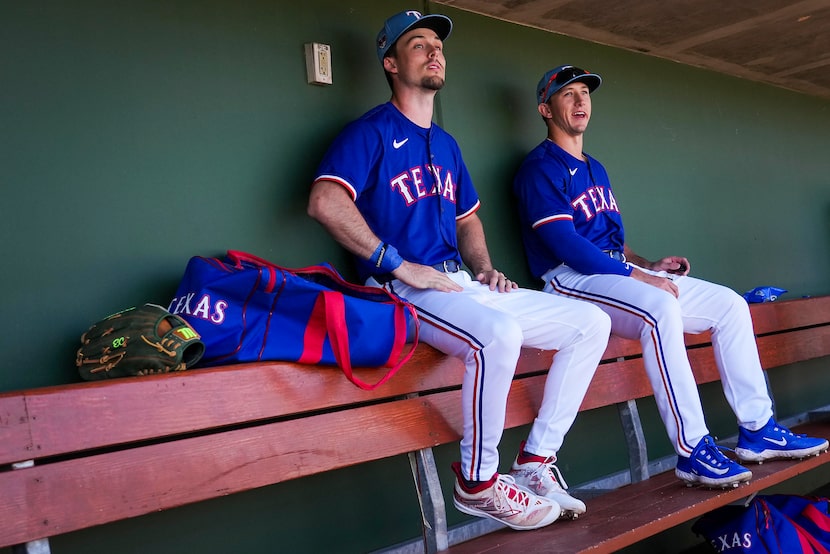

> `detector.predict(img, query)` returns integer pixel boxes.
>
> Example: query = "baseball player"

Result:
[308,12,612,530]
[513,64,828,488]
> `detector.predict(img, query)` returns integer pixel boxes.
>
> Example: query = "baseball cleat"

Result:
[735,418,829,463]
[509,440,586,519]
[451,462,561,531]
[675,435,752,488]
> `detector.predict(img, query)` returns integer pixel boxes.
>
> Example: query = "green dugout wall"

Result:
[2,1,829,552]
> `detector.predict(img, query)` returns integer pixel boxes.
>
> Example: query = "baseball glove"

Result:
[76,303,205,381]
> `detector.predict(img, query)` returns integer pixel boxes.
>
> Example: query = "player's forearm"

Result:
[456,215,493,274]
[623,244,652,269]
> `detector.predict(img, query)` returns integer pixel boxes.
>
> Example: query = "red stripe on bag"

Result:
[322,291,356,383]
[785,514,830,554]
[383,304,407,367]
[803,504,830,532]
[298,294,327,364]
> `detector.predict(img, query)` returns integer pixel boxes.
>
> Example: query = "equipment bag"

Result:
[169,250,419,390]
[692,494,830,553]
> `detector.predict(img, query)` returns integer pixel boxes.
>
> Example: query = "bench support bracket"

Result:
[409,447,448,553]
[618,399,649,482]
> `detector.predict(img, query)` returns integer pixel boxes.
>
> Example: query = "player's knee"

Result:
[642,296,684,337]
[583,303,612,339]
[719,287,753,323]
[725,288,749,310]
[649,295,683,324]
[485,317,524,354]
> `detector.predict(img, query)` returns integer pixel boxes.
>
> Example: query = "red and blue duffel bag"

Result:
[169,250,419,390]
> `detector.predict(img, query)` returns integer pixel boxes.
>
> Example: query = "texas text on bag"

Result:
[169,250,419,390]
[692,494,830,553]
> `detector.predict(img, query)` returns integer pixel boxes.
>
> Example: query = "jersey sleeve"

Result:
[313,119,381,201]
[514,156,574,235]
[535,220,632,276]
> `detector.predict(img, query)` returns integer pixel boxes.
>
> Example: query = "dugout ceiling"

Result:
[434,0,830,101]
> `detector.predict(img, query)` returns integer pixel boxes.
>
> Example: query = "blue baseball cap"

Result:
[376,10,453,64]
[537,65,602,104]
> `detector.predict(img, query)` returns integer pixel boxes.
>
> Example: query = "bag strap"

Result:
[802,503,830,533]
[298,291,417,390]
[324,291,417,390]
[227,250,279,269]
[384,300,418,367]
[759,497,830,554]
[781,513,830,554]
[228,250,335,280]
[227,250,403,303]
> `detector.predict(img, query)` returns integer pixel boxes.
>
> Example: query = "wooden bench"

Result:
[1,295,829,553]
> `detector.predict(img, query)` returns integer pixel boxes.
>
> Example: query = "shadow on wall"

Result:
[483,83,546,287]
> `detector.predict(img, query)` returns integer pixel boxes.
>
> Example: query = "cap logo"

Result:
[378,35,387,51]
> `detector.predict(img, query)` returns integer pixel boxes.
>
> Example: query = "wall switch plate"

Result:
[305,42,332,85]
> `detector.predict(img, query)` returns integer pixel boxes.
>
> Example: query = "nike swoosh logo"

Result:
[697,460,729,475]
[393,138,409,149]
[569,168,578,176]
[763,437,787,446]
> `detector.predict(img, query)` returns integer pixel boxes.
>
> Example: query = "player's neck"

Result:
[549,131,585,161]
[391,88,436,129]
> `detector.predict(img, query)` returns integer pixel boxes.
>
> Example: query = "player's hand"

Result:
[475,269,518,293]
[631,268,679,298]
[393,261,464,292]
[652,256,690,276]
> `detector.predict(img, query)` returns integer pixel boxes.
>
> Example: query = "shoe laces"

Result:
[493,474,535,510]
[538,456,570,492]
[697,436,737,468]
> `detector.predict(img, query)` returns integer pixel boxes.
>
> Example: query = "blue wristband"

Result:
[371,243,403,273]
[369,242,384,266]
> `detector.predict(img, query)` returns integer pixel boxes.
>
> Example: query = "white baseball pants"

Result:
[543,264,773,457]
[372,270,611,482]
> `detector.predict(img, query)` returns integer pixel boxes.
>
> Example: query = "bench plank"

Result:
[0,347,459,466]
[0,390,466,546]
[0,396,30,465]
[749,295,830,335]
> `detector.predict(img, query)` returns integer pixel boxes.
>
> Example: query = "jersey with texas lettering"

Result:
[314,102,480,282]
[514,139,629,279]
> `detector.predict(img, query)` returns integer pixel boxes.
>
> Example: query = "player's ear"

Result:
[537,102,552,119]
[383,56,398,74]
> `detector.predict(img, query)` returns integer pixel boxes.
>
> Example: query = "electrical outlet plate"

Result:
[305,42,332,85]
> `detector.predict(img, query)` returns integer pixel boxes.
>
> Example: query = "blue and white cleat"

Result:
[735,418,829,463]
[675,435,752,489]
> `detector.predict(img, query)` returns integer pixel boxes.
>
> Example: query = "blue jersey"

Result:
[514,140,630,279]
[314,102,480,282]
